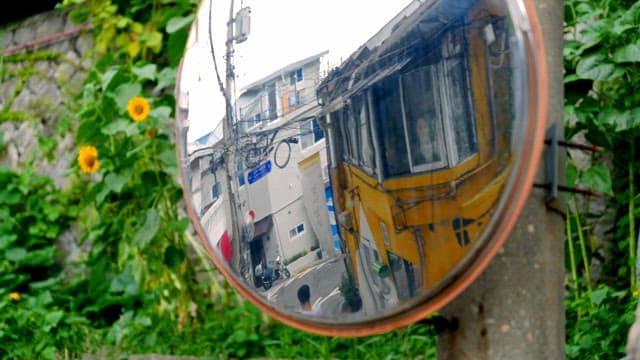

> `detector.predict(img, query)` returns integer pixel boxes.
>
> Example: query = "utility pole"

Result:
[436,0,564,359]
[222,0,248,273]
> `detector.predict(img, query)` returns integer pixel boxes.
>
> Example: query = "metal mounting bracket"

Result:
[534,123,600,204]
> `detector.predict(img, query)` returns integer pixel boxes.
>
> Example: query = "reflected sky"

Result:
[180,0,410,143]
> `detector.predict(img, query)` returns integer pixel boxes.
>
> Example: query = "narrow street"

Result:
[261,255,348,318]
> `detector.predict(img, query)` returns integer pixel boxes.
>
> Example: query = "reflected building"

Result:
[317,0,520,312]
[183,51,342,288]
[234,50,337,287]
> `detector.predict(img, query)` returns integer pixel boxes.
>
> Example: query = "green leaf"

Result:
[132,64,157,82]
[576,54,624,80]
[77,121,102,146]
[104,170,133,194]
[166,14,195,34]
[146,31,164,54]
[597,108,640,132]
[69,7,90,24]
[36,291,54,306]
[101,66,125,92]
[0,234,17,250]
[101,118,139,136]
[613,42,640,63]
[5,247,27,262]
[29,277,59,290]
[0,188,20,205]
[112,83,142,110]
[167,29,189,68]
[135,314,152,327]
[150,105,172,120]
[133,209,160,247]
[154,66,178,93]
[96,185,111,205]
[580,164,613,196]
[589,287,609,306]
[158,149,177,167]
[44,311,64,329]
[23,247,56,266]
[563,74,581,83]
[158,149,178,178]
[109,267,139,295]
[169,218,190,234]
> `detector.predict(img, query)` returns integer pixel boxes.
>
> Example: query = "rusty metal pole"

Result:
[436,1,565,359]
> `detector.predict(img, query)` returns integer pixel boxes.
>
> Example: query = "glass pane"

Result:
[300,120,313,149]
[372,77,409,177]
[402,67,445,170]
[352,95,374,170]
[312,118,324,143]
[445,57,477,162]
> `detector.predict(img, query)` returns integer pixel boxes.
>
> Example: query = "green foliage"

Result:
[566,286,638,359]
[564,0,640,357]
[0,167,89,359]
[56,1,207,348]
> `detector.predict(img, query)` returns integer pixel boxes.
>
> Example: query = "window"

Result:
[252,113,261,128]
[387,251,421,300]
[267,83,277,122]
[289,92,298,107]
[289,223,305,239]
[211,182,220,200]
[300,117,325,149]
[444,56,476,162]
[371,77,409,177]
[401,66,447,172]
[237,160,245,186]
[352,95,374,171]
[367,27,476,179]
[290,68,303,85]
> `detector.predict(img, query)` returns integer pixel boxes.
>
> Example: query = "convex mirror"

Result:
[175,0,548,336]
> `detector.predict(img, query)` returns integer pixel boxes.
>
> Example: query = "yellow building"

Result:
[317,0,519,308]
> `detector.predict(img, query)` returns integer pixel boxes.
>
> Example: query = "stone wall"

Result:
[1,8,93,265]
[1,8,91,188]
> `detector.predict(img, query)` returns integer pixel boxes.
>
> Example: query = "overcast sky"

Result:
[179,0,413,143]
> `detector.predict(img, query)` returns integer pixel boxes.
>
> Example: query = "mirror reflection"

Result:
[176,0,528,323]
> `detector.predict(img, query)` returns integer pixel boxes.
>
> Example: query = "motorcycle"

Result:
[262,266,274,290]
[259,256,291,290]
[273,255,291,280]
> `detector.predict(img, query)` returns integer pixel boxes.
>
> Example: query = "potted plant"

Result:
[339,272,362,312]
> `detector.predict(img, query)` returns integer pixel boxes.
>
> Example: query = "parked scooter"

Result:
[258,256,291,291]
[273,255,291,280]
[262,266,274,290]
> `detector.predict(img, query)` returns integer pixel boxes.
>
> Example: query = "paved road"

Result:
[264,255,348,318]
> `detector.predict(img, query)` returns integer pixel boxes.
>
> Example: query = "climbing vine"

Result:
[564,0,640,358]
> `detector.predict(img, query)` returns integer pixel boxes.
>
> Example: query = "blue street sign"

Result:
[247,160,272,184]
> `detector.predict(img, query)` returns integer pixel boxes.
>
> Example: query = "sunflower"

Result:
[78,145,100,174]
[9,292,20,301]
[145,127,157,139]
[127,96,151,122]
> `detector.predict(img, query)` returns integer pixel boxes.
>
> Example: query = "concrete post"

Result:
[436,1,565,359]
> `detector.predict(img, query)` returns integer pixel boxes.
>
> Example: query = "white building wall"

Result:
[232,56,329,266]
[272,197,319,261]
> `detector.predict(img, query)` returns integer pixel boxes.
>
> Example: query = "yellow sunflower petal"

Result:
[127,96,151,122]
[78,145,100,174]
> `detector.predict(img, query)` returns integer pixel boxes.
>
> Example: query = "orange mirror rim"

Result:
[175,0,549,337]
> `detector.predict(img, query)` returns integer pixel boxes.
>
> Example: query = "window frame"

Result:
[300,117,325,150]
[288,222,306,239]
